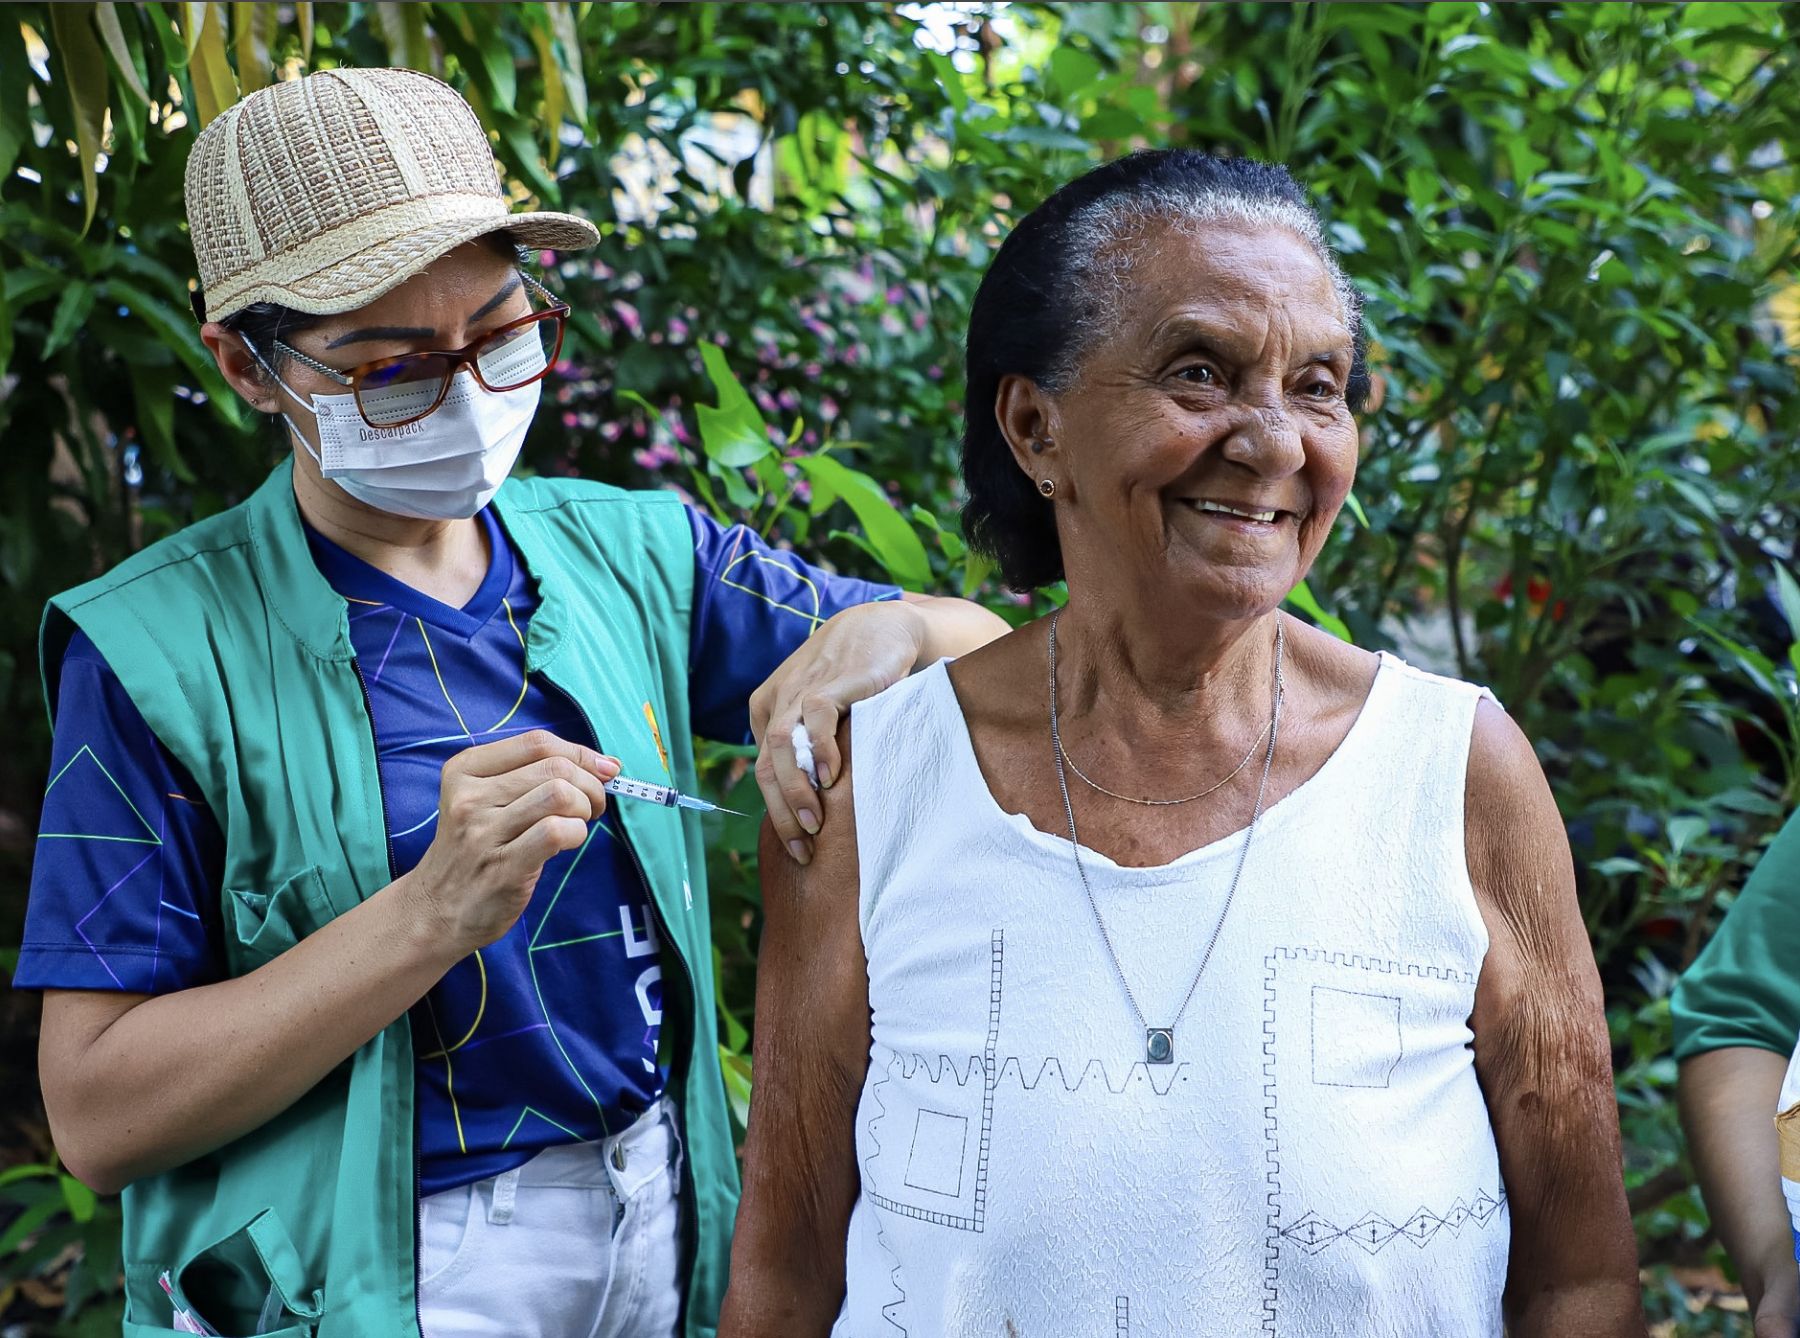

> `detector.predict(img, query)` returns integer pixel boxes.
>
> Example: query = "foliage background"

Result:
[2,2,1798,1332]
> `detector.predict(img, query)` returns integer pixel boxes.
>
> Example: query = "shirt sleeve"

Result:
[685,506,902,745]
[14,630,227,993]
[1672,806,1800,1060]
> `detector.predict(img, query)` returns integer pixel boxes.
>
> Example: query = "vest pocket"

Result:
[228,866,337,969]
[163,1207,323,1336]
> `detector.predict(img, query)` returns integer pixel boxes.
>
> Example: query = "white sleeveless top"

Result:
[835,653,1508,1338]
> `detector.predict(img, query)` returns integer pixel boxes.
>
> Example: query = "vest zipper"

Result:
[348,658,426,1337]
[557,685,703,1320]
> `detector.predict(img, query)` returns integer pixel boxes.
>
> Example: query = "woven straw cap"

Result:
[185,67,598,322]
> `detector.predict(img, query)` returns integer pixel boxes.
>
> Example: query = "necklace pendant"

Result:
[1145,1028,1174,1065]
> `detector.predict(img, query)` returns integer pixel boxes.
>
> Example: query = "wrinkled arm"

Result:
[1465,699,1643,1335]
[721,728,870,1337]
[1680,1047,1799,1336]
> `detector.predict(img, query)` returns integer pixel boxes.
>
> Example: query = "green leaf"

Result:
[48,5,111,235]
[372,0,432,72]
[96,277,241,424]
[1667,814,1708,858]
[232,1,276,94]
[960,550,995,600]
[793,455,930,590]
[0,1163,56,1189]
[926,50,966,112]
[546,3,586,127]
[1772,564,1800,646]
[59,1173,97,1223]
[0,1192,61,1254]
[95,5,152,104]
[186,2,238,127]
[129,362,194,482]
[694,344,773,468]
[1049,46,1102,94]
[0,269,12,381]
[43,282,97,359]
[719,1045,752,1130]
[1343,492,1370,528]
[1283,579,1351,641]
[1689,618,1781,701]
[0,16,29,183]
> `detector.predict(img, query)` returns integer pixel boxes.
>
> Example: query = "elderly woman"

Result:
[18,69,1005,1338]
[720,151,1641,1336]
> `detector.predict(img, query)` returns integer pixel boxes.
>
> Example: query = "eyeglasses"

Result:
[272,273,569,429]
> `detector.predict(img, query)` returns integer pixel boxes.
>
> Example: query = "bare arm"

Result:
[721,728,869,1337]
[1680,1047,1799,1337]
[1465,699,1644,1335]
[42,874,459,1194]
[37,730,614,1195]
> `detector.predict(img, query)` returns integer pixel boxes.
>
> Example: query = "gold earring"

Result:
[1038,478,1056,498]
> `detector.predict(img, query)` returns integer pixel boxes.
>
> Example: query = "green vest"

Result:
[41,459,738,1338]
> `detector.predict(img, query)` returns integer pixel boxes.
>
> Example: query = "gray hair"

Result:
[1044,184,1361,390]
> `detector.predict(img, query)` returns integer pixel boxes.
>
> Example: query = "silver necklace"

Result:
[1060,715,1270,806]
[1047,610,1285,1066]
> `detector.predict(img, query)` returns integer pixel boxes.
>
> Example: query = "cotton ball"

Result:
[791,723,820,790]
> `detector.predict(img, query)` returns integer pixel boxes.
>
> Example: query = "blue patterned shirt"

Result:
[17,503,896,1194]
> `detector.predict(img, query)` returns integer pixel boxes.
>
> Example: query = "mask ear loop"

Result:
[239,333,328,467]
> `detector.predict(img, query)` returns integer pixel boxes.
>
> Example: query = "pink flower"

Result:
[820,395,839,421]
[562,411,579,428]
[612,300,643,338]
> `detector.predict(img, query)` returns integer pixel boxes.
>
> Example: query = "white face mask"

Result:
[244,335,542,521]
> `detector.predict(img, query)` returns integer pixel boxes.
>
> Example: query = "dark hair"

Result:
[216,302,324,374]
[960,150,1368,591]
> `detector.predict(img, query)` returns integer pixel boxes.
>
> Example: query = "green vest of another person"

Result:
[40,458,738,1338]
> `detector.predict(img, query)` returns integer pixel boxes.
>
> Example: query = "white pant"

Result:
[418,1100,684,1338]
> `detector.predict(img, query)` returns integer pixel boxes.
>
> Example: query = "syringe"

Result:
[603,774,747,817]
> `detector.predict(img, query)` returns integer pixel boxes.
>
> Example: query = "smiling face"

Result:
[1018,220,1358,626]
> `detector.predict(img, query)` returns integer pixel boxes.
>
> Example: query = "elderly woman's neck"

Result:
[1052,603,1278,725]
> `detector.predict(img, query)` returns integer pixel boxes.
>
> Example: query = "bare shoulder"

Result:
[1274,617,1384,761]
[942,620,1039,731]
[1462,698,1571,901]
[758,720,861,938]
